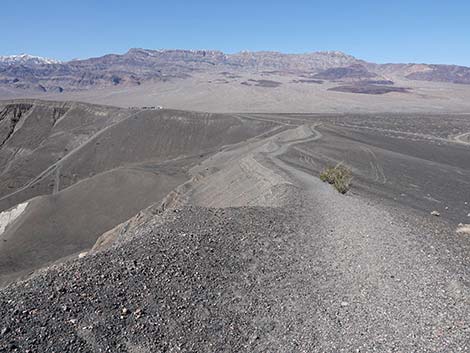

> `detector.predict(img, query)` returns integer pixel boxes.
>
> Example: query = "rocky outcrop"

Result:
[0,103,33,146]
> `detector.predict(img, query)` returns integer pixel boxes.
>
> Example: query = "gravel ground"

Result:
[281,164,470,352]
[0,202,327,352]
[1,182,469,352]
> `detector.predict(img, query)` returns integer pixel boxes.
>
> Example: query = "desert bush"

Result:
[320,164,352,194]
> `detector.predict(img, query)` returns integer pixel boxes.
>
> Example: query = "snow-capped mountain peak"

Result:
[0,54,61,65]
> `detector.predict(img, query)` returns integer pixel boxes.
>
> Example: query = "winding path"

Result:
[243,120,470,351]
[454,131,470,145]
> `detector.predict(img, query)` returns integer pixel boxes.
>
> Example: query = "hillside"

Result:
[0,100,277,286]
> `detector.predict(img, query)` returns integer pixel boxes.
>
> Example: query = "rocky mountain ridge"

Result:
[1,49,470,93]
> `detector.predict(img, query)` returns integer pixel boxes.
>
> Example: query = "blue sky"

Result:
[2,0,469,65]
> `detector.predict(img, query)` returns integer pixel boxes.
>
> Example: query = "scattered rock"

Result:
[9,343,18,350]
[134,308,143,318]
[0,206,300,351]
[120,307,129,319]
[456,224,470,235]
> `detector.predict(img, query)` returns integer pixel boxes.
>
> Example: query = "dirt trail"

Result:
[192,115,470,350]
[258,123,470,351]
[454,131,470,145]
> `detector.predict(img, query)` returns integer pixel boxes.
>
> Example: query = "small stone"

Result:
[341,301,349,307]
[249,333,260,343]
[431,211,440,216]
[445,206,449,210]
[134,308,143,318]
[1,327,10,336]
[121,307,129,315]
[69,319,78,324]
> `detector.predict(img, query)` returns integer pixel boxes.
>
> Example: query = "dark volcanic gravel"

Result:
[1,177,470,352]
[0,205,319,352]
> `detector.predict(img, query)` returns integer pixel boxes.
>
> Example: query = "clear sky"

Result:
[2,0,469,65]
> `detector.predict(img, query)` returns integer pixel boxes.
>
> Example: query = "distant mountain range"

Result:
[1,49,470,94]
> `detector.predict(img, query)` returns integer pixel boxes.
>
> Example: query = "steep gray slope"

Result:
[0,100,130,206]
[0,167,186,287]
[0,101,278,287]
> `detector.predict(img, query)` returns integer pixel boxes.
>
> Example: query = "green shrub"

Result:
[320,164,352,194]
